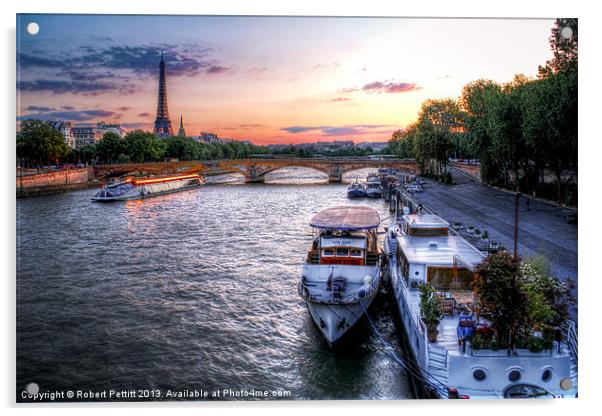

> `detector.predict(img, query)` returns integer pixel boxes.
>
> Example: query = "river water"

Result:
[16,167,414,401]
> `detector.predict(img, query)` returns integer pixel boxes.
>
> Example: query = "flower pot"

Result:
[427,328,439,342]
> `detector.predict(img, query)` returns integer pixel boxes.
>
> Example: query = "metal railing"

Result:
[563,320,578,364]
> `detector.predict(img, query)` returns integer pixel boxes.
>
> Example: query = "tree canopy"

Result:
[17,119,71,166]
[388,19,577,205]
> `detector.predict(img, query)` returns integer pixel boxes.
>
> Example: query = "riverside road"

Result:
[411,168,578,320]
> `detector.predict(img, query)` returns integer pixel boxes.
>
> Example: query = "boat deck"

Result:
[407,288,482,356]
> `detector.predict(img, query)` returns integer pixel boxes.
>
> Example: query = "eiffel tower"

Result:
[153,51,174,137]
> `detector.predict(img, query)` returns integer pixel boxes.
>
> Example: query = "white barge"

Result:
[299,206,382,346]
[91,173,204,202]
[385,213,578,399]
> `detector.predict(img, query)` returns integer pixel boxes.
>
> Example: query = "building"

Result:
[153,52,174,137]
[72,127,102,150]
[46,120,74,148]
[177,115,187,137]
[193,132,219,143]
[96,121,125,138]
[355,141,389,152]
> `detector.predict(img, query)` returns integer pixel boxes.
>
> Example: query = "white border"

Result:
[3,1,601,415]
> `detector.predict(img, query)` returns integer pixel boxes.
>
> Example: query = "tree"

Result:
[539,18,578,77]
[389,126,416,159]
[413,99,464,180]
[17,119,71,166]
[123,130,167,162]
[474,252,530,347]
[459,80,503,183]
[95,131,125,163]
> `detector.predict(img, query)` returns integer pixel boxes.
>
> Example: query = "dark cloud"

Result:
[17,53,65,69]
[117,106,131,112]
[137,112,151,118]
[61,69,119,82]
[281,124,393,136]
[206,65,232,74]
[18,108,116,122]
[16,43,229,95]
[238,123,263,128]
[120,122,152,129]
[24,105,56,112]
[281,126,321,134]
[327,97,352,103]
[61,105,75,110]
[362,81,420,93]
[17,79,136,95]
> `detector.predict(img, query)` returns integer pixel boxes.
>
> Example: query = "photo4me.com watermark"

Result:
[20,384,292,401]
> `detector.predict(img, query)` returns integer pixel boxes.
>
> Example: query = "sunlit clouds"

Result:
[17,15,554,144]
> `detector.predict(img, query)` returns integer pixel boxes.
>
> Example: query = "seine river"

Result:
[16,167,414,401]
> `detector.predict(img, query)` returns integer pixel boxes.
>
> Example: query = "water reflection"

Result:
[17,167,412,401]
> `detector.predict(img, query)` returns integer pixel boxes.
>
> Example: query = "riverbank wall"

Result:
[16,168,99,197]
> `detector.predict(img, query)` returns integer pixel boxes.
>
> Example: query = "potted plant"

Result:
[419,284,442,342]
[474,228,481,236]
[489,240,499,251]
[452,221,463,231]
[470,333,484,350]
[467,225,475,234]
[481,230,489,241]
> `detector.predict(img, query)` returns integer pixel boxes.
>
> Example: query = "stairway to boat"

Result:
[426,345,449,398]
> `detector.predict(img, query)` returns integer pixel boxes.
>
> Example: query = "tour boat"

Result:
[91,173,204,202]
[385,213,578,399]
[346,180,366,198]
[299,206,382,346]
[365,174,382,198]
[365,182,383,198]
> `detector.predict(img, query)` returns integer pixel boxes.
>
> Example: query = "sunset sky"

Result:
[17,15,555,145]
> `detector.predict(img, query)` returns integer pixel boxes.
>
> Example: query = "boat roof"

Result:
[403,214,449,228]
[396,235,485,270]
[310,206,380,231]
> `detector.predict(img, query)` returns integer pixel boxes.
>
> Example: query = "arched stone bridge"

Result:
[93,157,419,183]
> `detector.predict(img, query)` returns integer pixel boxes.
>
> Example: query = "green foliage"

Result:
[521,256,574,326]
[418,284,443,329]
[96,131,125,163]
[539,18,578,76]
[470,333,484,350]
[395,19,578,204]
[123,130,167,163]
[474,252,530,347]
[526,335,548,353]
[17,119,71,165]
[389,127,416,159]
[475,252,574,349]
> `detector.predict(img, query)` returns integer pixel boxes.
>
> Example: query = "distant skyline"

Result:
[17,15,555,145]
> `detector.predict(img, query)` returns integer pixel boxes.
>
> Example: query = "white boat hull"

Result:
[300,263,380,346]
[306,288,378,346]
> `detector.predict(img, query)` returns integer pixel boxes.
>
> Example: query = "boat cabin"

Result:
[397,214,484,296]
[306,206,381,266]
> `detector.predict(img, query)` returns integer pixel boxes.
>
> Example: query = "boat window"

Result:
[427,267,474,291]
[473,369,486,381]
[542,369,553,382]
[508,370,522,382]
[322,248,335,257]
[408,227,449,237]
[350,248,363,258]
[336,248,349,257]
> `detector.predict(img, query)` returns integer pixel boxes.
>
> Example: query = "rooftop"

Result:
[403,214,449,229]
[396,235,485,270]
[310,206,380,231]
